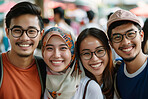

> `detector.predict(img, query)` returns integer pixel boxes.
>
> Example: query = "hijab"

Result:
[42,27,84,99]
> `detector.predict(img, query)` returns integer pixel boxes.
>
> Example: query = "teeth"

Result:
[91,63,101,68]
[122,47,132,52]
[52,61,62,64]
[19,44,30,47]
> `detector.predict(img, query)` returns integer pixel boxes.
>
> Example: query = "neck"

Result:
[7,51,34,69]
[125,51,147,74]
[95,75,102,86]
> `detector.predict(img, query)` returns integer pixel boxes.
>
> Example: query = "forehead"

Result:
[47,35,65,45]
[112,23,138,34]
[10,14,40,29]
[80,36,103,50]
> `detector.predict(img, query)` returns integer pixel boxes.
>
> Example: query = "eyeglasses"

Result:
[80,47,106,60]
[111,30,137,43]
[9,27,40,38]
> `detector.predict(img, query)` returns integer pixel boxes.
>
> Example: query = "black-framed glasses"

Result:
[80,46,106,60]
[9,27,40,38]
[111,30,137,43]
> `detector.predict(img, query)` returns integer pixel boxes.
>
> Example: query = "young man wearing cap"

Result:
[0,2,46,99]
[107,9,148,99]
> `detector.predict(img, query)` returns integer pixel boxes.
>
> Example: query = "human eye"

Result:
[127,31,136,38]
[96,48,105,54]
[28,29,37,34]
[81,52,91,56]
[12,28,22,33]
[113,34,121,40]
[60,46,68,51]
[46,47,53,51]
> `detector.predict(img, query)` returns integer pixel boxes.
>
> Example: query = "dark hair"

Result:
[42,18,50,24]
[87,10,95,21]
[142,18,148,54]
[76,28,114,99]
[64,18,71,26]
[5,1,44,30]
[54,7,64,19]
[107,20,142,41]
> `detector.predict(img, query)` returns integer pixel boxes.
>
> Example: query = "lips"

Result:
[119,44,135,53]
[19,44,30,47]
[51,60,63,66]
[122,47,133,52]
[16,42,33,47]
[90,62,102,68]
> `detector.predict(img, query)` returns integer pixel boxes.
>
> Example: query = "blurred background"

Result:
[0,0,148,55]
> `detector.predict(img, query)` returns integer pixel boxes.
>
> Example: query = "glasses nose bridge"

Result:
[90,51,98,59]
[22,29,28,34]
[122,33,129,40]
[21,29,29,37]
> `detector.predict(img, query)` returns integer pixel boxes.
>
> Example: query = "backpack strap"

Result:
[0,54,3,87]
[34,56,46,98]
[83,79,91,99]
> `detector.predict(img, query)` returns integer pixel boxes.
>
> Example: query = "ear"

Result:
[5,28,10,39]
[39,29,44,40]
[140,30,144,42]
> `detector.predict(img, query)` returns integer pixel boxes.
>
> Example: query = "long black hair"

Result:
[76,28,114,99]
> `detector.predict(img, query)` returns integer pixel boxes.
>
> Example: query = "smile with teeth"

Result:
[122,47,133,52]
[91,63,101,68]
[51,60,63,64]
[19,44,30,47]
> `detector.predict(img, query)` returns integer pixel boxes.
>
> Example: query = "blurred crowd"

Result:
[0,5,147,56]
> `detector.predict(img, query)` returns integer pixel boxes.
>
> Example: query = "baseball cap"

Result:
[107,9,142,28]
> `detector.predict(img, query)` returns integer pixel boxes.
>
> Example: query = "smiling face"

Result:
[80,36,109,78]
[111,23,144,62]
[43,35,71,72]
[6,14,43,57]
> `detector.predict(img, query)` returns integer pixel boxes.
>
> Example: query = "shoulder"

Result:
[82,77,103,98]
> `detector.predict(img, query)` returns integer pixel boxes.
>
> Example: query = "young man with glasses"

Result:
[0,2,46,99]
[107,9,148,99]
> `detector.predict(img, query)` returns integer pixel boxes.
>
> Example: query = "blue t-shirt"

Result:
[117,58,148,99]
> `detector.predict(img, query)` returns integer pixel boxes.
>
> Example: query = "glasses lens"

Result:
[95,47,106,57]
[112,34,122,43]
[27,28,38,38]
[126,31,137,40]
[81,51,91,60]
[11,28,22,37]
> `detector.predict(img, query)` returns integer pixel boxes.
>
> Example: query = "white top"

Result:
[72,76,103,99]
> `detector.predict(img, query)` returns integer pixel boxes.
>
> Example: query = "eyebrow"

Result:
[11,25,38,29]
[81,49,90,52]
[113,29,135,34]
[81,46,104,52]
[95,46,104,49]
[45,44,68,47]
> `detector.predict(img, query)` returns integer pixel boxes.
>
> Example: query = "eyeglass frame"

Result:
[8,26,40,38]
[80,46,106,60]
[111,30,138,43]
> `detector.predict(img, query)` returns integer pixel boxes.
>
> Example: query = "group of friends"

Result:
[0,1,147,99]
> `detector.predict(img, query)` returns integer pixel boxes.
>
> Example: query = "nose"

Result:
[121,35,131,44]
[53,49,61,58]
[91,52,99,61]
[19,31,30,40]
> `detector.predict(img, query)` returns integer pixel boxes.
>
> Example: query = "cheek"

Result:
[43,51,52,62]
[81,58,88,68]
[64,51,72,62]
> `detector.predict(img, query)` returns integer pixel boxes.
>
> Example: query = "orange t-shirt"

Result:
[0,53,41,99]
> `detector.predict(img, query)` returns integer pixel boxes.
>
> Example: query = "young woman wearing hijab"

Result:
[41,27,103,99]
[76,28,115,99]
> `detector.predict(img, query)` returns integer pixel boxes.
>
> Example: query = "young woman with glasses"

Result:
[76,28,115,99]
